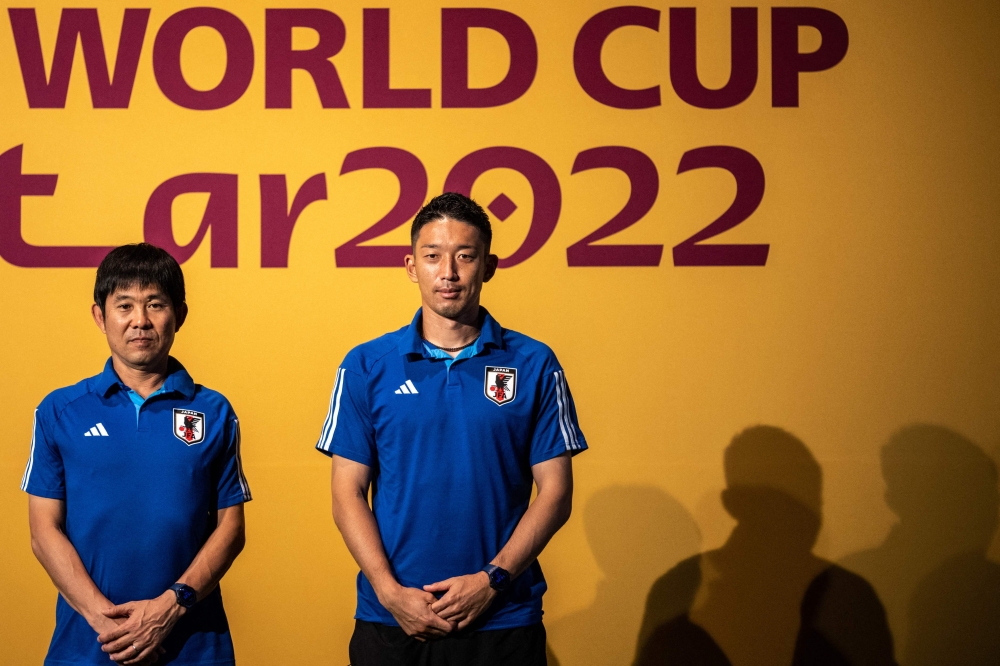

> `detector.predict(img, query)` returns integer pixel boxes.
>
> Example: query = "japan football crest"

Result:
[173,409,206,445]
[484,366,517,406]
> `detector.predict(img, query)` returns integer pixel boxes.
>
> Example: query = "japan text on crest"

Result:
[173,409,206,445]
[484,366,517,406]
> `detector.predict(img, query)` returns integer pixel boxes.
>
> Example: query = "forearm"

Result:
[31,523,113,626]
[176,505,246,601]
[489,454,574,579]
[332,488,400,602]
[492,486,572,578]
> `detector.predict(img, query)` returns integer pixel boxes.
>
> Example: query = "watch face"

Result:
[491,568,510,589]
[175,585,197,607]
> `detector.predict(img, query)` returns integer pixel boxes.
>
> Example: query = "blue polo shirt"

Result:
[316,308,587,630]
[20,358,252,666]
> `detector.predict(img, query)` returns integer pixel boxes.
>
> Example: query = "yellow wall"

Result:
[1,0,997,664]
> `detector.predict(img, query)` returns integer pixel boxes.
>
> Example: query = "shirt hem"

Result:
[217,494,250,509]
[355,613,543,632]
[42,657,236,666]
[24,487,66,500]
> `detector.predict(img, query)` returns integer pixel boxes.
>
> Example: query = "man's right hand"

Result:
[380,585,454,641]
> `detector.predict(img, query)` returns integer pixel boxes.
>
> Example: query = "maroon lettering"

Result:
[771,7,849,107]
[260,174,327,267]
[8,8,149,108]
[573,7,660,109]
[670,8,757,109]
[673,146,768,266]
[265,9,349,109]
[335,148,428,267]
[441,9,537,108]
[0,145,114,267]
[567,147,661,266]
[363,9,431,108]
[444,147,560,268]
[144,173,238,266]
[153,8,254,110]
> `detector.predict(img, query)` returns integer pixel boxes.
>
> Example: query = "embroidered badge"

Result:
[173,409,206,445]
[484,366,517,406]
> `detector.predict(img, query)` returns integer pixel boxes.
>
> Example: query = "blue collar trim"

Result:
[96,357,196,400]
[398,307,504,357]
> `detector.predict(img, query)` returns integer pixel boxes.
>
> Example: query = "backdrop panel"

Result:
[1,1,997,664]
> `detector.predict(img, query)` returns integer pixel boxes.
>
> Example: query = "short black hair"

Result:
[411,192,492,251]
[94,243,185,314]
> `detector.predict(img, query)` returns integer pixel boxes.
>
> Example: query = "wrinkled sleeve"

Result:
[529,362,588,466]
[21,404,66,500]
[216,413,252,509]
[315,366,376,467]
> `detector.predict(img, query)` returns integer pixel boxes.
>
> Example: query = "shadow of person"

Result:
[840,424,1000,665]
[635,425,895,666]
[546,485,701,666]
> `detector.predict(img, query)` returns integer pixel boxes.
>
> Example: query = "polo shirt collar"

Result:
[96,356,196,400]
[398,307,505,357]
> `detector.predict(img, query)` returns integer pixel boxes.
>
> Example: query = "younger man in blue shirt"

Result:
[22,243,251,665]
[318,193,587,665]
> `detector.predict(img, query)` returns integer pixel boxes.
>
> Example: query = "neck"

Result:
[111,354,170,399]
[420,304,482,352]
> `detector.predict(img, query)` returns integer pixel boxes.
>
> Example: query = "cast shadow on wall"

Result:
[633,425,896,666]
[839,424,1000,666]
[546,485,702,666]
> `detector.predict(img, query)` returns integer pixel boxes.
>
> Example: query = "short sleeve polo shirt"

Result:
[21,357,252,666]
[316,308,587,630]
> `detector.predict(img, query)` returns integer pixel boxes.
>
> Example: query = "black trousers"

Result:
[349,619,547,666]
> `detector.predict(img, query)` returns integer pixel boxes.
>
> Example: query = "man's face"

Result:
[91,284,185,370]
[405,218,498,320]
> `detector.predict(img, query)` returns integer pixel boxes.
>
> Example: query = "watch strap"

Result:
[481,564,511,592]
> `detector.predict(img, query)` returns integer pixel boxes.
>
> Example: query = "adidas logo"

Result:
[84,423,109,437]
[394,380,420,395]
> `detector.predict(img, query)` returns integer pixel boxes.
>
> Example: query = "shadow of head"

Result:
[882,424,999,552]
[720,425,822,551]
[584,485,701,585]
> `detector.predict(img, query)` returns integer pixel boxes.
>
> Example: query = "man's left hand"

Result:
[423,572,497,631]
[98,591,184,665]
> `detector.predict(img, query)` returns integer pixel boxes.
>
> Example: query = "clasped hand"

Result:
[97,591,183,665]
[383,572,497,640]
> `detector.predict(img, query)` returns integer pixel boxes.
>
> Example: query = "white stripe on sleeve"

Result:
[233,418,252,501]
[559,371,580,450]
[317,368,343,450]
[319,368,346,452]
[19,410,38,491]
[553,371,576,451]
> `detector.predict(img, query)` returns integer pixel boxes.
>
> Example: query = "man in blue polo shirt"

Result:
[21,243,251,665]
[317,192,587,665]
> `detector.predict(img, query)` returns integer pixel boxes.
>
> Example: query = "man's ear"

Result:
[175,302,188,331]
[483,253,499,283]
[91,303,107,334]
[404,253,419,283]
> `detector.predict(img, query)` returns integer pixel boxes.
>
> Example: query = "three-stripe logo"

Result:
[84,423,109,437]
[395,380,419,395]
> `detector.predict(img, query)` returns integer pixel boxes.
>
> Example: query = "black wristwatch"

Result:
[481,564,511,592]
[170,583,197,608]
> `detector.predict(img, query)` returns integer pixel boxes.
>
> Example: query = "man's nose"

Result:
[439,255,459,280]
[132,305,152,327]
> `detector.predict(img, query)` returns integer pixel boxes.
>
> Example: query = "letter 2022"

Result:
[1,143,766,269]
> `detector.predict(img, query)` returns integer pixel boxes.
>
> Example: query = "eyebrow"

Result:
[419,244,478,250]
[113,291,166,301]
